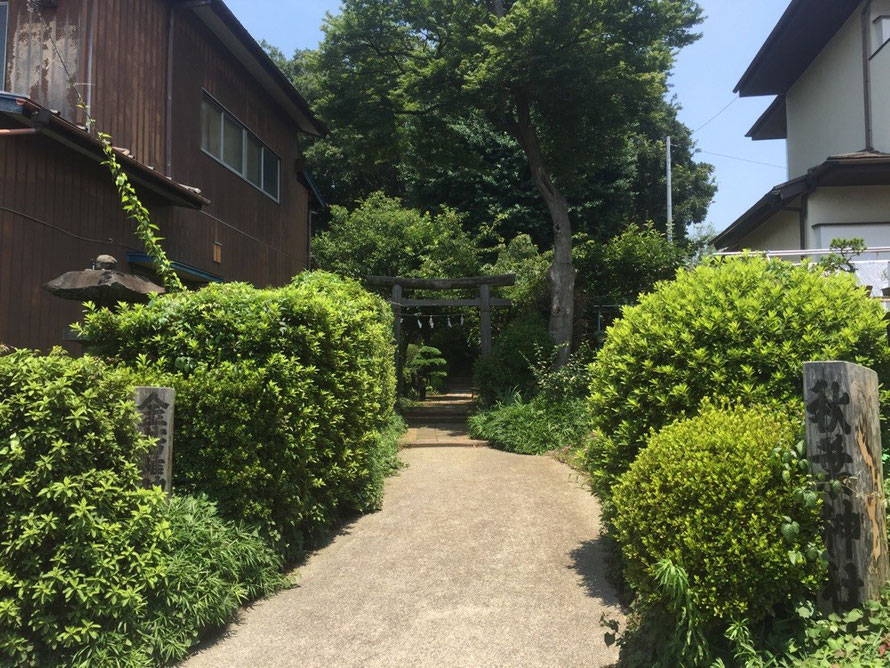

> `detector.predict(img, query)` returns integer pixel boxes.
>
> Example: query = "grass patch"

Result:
[468,396,591,455]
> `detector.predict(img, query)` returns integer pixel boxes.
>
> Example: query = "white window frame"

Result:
[874,15,890,54]
[200,91,281,203]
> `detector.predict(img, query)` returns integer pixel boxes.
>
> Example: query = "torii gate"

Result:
[364,274,516,386]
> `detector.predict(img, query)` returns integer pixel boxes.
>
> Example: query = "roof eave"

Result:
[712,176,810,249]
[0,93,209,209]
[746,96,788,140]
[734,0,861,97]
[714,153,890,249]
[191,1,329,138]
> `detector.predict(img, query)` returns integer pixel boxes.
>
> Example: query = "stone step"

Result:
[402,440,488,448]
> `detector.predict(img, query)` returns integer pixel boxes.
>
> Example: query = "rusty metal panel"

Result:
[7,1,83,120]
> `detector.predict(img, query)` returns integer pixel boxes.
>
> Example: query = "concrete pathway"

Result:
[184,446,623,667]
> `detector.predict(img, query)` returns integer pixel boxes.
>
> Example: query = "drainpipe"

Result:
[165,3,175,177]
[862,0,875,151]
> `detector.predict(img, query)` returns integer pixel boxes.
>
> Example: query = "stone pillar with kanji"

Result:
[803,361,889,612]
[134,386,174,495]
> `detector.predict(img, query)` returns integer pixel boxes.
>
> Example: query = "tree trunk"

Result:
[488,2,575,366]
[512,95,575,366]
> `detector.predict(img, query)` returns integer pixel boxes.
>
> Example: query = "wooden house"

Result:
[0,0,326,350]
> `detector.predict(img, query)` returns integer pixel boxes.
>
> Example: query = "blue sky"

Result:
[226,0,791,234]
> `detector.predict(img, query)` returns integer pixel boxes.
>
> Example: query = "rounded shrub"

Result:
[588,256,890,493]
[612,404,823,627]
[80,272,398,560]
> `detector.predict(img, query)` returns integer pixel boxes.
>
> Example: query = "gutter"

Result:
[0,93,209,208]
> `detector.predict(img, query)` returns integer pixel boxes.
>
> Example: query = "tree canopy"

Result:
[269,0,711,362]
[312,192,481,279]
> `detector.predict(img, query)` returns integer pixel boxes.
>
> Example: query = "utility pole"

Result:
[666,136,673,243]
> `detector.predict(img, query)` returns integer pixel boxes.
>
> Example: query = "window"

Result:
[200,93,281,201]
[246,135,262,187]
[222,115,243,170]
[201,99,221,156]
[0,2,8,89]
[874,15,890,52]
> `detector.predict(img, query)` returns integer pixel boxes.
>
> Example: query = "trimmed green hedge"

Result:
[587,256,890,497]
[0,349,285,666]
[613,404,823,625]
[611,404,824,666]
[80,272,398,560]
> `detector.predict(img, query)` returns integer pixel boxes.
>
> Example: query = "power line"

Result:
[691,96,739,135]
[699,150,786,170]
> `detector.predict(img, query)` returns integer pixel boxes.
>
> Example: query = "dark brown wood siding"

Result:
[1,0,312,351]
[0,128,176,351]
[90,0,170,170]
[170,10,308,286]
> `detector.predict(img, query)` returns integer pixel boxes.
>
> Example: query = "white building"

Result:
[714,0,890,286]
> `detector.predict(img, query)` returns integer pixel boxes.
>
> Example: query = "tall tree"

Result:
[277,0,703,363]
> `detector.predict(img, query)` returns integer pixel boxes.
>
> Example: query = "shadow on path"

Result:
[570,537,622,608]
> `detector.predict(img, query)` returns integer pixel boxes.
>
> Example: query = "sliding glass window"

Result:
[200,94,281,202]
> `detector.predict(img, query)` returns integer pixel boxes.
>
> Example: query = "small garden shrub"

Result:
[588,255,890,496]
[80,272,398,561]
[0,349,289,666]
[611,404,824,666]
[404,344,448,397]
[139,495,288,665]
[474,312,554,405]
[468,396,590,455]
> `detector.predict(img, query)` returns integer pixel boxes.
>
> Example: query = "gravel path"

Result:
[183,446,623,667]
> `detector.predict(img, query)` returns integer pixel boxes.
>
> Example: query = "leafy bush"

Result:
[758,585,890,667]
[474,312,554,405]
[468,396,590,455]
[611,404,824,666]
[470,346,596,455]
[575,223,689,305]
[0,349,290,665]
[587,256,890,495]
[484,234,551,316]
[80,272,398,560]
[139,495,288,665]
[313,191,481,279]
[532,343,596,402]
[0,348,168,666]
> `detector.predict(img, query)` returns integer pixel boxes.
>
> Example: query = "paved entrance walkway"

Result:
[184,446,623,667]
[400,385,487,447]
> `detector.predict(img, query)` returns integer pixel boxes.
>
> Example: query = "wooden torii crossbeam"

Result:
[365,275,516,386]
